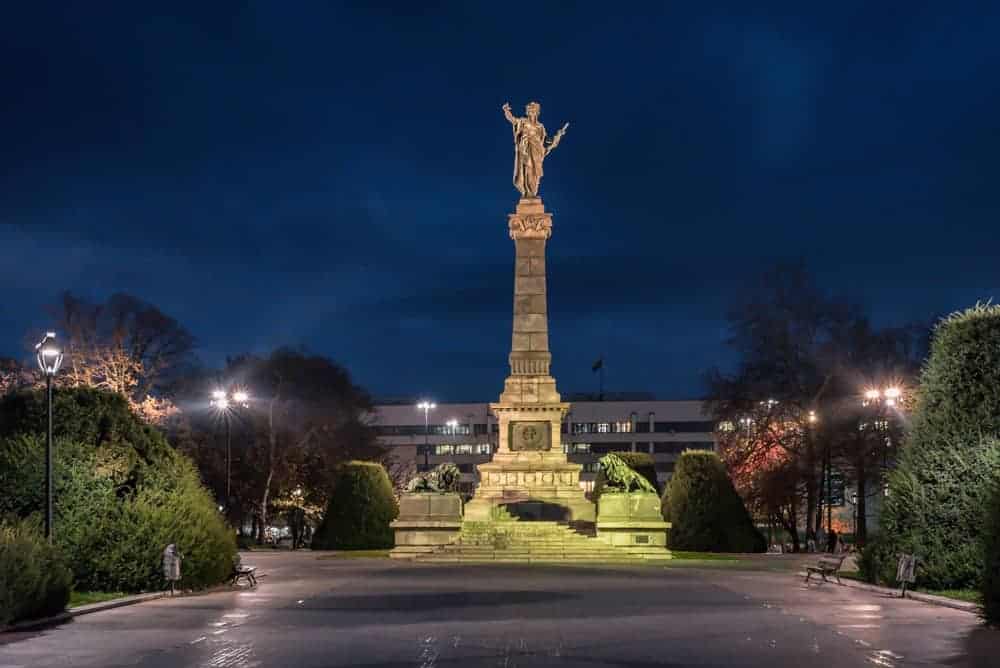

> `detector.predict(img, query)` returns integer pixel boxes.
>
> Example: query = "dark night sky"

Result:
[2,2,999,401]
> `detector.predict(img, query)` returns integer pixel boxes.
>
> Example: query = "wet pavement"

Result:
[0,551,994,667]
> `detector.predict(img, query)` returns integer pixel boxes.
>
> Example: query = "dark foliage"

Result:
[0,388,235,592]
[867,304,1000,589]
[983,477,1000,625]
[663,451,766,553]
[0,517,72,626]
[313,461,398,550]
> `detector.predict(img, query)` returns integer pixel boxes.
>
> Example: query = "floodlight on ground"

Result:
[233,390,249,404]
[884,387,901,400]
[864,389,881,401]
[212,389,227,401]
[808,411,818,424]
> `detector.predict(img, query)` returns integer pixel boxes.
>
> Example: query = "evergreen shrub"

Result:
[982,477,1000,625]
[663,451,765,553]
[0,517,72,626]
[0,389,236,593]
[313,461,398,550]
[868,304,1000,589]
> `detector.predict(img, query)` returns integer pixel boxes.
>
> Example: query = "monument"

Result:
[390,101,671,562]
[464,101,593,522]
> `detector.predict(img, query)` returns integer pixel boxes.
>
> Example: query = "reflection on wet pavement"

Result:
[0,553,989,667]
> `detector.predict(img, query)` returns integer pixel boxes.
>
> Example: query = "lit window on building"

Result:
[475,443,491,455]
[434,444,455,455]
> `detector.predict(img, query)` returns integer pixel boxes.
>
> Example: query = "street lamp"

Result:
[35,332,63,543]
[417,400,436,470]
[211,388,250,510]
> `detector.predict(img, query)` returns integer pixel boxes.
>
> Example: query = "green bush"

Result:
[313,461,398,550]
[591,451,659,500]
[663,451,765,553]
[0,388,236,593]
[983,477,1000,625]
[870,304,1000,590]
[0,517,72,626]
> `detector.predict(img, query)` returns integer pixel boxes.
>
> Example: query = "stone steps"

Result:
[410,516,667,564]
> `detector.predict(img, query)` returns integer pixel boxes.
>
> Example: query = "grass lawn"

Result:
[317,549,392,559]
[671,551,742,561]
[916,588,982,604]
[838,571,981,605]
[69,591,126,608]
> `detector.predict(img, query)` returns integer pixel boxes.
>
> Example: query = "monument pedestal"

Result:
[595,492,671,559]
[390,493,463,558]
[465,197,595,523]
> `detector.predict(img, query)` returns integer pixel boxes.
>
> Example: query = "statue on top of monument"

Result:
[502,101,569,199]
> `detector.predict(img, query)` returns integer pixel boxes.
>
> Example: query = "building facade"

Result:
[371,399,717,495]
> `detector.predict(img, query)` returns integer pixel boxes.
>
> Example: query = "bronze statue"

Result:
[502,101,568,198]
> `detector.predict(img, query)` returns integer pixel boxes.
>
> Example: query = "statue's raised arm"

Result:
[502,102,518,126]
[504,100,568,198]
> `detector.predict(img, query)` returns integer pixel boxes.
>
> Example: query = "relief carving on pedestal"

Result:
[508,214,552,240]
[509,421,551,451]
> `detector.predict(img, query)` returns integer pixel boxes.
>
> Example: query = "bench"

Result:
[231,557,258,587]
[804,553,847,584]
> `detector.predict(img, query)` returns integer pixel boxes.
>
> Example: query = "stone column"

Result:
[466,196,594,522]
[498,197,561,412]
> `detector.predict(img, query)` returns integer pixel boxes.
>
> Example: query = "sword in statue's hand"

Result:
[546,122,569,155]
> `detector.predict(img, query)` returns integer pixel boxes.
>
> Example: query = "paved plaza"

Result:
[1,552,993,667]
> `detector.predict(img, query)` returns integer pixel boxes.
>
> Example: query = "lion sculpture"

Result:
[598,453,656,494]
[405,462,461,494]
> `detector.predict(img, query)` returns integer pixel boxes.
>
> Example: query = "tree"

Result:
[707,264,925,547]
[0,358,30,396]
[865,304,1000,589]
[53,292,195,401]
[312,461,398,550]
[663,451,765,553]
[171,349,383,543]
[0,388,235,592]
[707,264,858,547]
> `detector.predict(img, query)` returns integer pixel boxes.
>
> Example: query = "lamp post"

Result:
[857,385,904,545]
[417,400,436,470]
[211,388,250,510]
[35,332,63,543]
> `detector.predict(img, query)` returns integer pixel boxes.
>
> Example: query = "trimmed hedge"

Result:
[0,389,236,593]
[592,451,658,500]
[983,477,1000,625]
[663,451,765,553]
[865,304,1000,590]
[0,518,72,626]
[313,461,398,550]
